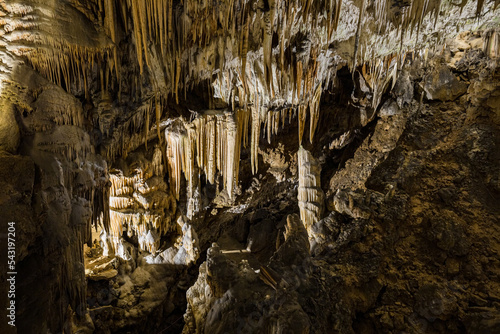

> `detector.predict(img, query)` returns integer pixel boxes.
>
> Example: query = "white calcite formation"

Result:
[165,110,246,207]
[144,215,200,266]
[298,146,325,238]
[104,147,177,257]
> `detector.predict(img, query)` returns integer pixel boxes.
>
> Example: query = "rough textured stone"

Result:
[424,65,469,101]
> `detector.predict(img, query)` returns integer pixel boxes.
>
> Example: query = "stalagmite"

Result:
[105,163,176,257]
[235,108,246,179]
[297,146,325,239]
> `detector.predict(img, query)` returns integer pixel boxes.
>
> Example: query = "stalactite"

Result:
[144,105,150,150]
[167,0,173,41]
[296,61,303,101]
[130,0,144,74]
[251,105,260,174]
[138,0,150,69]
[104,0,119,79]
[298,105,307,144]
[263,0,276,95]
[184,124,196,216]
[309,84,322,143]
[166,123,185,200]
[175,52,181,103]
[266,111,272,144]
[206,115,216,184]
[484,30,499,58]
[333,0,342,33]
[353,0,365,71]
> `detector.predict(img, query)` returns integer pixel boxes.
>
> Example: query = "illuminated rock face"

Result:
[0,0,500,333]
[105,147,176,256]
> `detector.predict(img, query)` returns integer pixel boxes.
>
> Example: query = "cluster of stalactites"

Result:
[26,43,115,98]
[19,0,495,110]
[51,103,85,128]
[98,0,343,103]
[213,61,325,174]
[359,52,402,109]
[374,0,442,35]
[165,110,248,201]
[103,97,167,162]
[355,0,500,72]
[98,0,487,99]
[104,0,174,74]
[212,47,329,150]
[102,0,185,103]
[36,141,94,163]
[0,0,117,98]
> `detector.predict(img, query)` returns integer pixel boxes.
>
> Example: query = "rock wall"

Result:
[0,64,108,333]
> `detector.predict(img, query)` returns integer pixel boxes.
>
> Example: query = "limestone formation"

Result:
[0,1,499,334]
[297,146,325,238]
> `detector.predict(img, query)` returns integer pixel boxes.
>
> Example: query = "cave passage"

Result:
[0,1,499,333]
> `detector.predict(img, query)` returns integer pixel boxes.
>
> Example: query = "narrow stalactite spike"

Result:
[131,0,144,74]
